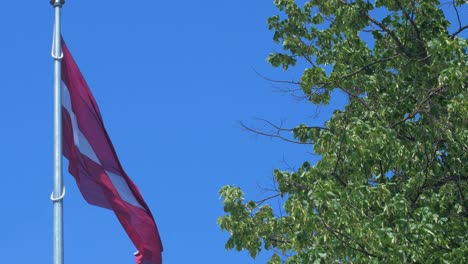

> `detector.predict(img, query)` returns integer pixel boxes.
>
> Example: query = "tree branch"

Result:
[395,0,422,44]
[320,217,379,258]
[453,0,462,31]
[240,120,315,145]
[451,25,468,38]
[339,55,399,80]
[254,194,282,207]
[253,68,302,85]
[363,12,405,51]
[330,130,348,187]
[391,85,444,128]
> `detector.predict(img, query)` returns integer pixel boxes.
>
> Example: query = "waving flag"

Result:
[61,39,163,264]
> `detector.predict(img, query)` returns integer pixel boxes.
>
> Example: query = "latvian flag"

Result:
[61,39,163,264]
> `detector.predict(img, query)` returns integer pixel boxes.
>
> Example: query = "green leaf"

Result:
[218,1,468,262]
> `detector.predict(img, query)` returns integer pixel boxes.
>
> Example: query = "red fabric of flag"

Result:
[61,39,163,264]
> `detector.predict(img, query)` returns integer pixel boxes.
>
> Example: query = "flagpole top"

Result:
[50,0,65,7]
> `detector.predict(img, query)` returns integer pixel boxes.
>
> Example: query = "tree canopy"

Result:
[218,0,467,263]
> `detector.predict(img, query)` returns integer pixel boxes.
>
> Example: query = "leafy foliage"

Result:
[219,0,467,263]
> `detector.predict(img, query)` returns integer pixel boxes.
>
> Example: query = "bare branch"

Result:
[253,68,302,85]
[453,0,462,30]
[241,118,326,145]
[256,118,294,132]
[254,194,282,206]
[451,25,468,38]
[240,121,312,145]
[252,68,310,100]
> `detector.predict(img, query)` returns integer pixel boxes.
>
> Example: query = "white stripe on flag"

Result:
[62,81,145,211]
[62,82,101,165]
[106,170,146,210]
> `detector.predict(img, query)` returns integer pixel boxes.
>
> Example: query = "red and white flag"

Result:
[61,39,163,264]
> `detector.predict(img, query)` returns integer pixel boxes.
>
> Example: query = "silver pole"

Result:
[50,1,65,264]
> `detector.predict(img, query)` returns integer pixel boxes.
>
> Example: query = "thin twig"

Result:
[255,194,282,206]
[451,25,468,38]
[253,68,302,85]
[320,217,379,258]
[453,0,462,30]
[363,12,405,51]
[240,121,313,145]
[339,55,399,80]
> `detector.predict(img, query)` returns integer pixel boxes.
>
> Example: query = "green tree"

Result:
[218,0,467,263]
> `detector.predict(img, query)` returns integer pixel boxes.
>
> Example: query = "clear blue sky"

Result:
[0,1,465,264]
[0,1,332,263]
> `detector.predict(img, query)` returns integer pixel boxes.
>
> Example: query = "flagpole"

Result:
[50,1,65,264]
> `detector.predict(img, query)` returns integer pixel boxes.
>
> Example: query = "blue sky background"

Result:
[0,1,332,263]
[0,1,465,264]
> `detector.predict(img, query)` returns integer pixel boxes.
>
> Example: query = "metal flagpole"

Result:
[50,1,65,264]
